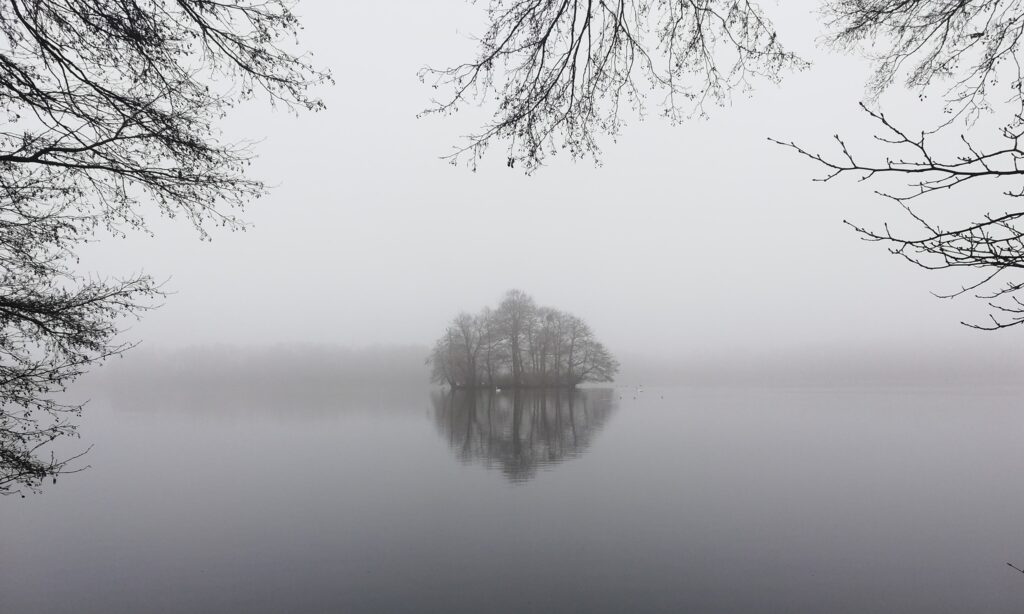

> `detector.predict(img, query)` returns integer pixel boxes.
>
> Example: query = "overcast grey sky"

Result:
[76,1,1024,367]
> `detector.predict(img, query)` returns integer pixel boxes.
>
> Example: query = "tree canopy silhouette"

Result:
[427,0,1024,329]
[784,1,1024,329]
[421,0,805,172]
[0,0,328,495]
[429,290,618,389]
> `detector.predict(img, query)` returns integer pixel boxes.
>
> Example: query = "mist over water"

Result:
[3,349,1024,613]
[6,0,1024,611]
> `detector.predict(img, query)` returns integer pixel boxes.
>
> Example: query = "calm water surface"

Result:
[2,384,1024,612]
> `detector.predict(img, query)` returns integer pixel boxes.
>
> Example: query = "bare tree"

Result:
[421,0,806,171]
[429,0,1024,329]
[0,0,329,494]
[429,333,459,389]
[777,1,1024,329]
[497,289,536,386]
[824,0,1024,121]
[776,105,1024,329]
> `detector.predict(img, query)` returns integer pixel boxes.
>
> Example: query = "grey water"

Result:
[3,381,1024,612]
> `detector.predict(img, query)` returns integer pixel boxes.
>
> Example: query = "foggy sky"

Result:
[75,1,1024,371]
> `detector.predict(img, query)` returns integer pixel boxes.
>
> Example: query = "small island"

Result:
[429,290,619,389]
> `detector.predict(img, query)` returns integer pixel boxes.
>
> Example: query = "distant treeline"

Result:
[86,344,432,413]
[429,290,618,389]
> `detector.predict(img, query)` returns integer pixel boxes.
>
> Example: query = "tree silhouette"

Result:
[429,290,619,388]
[776,103,1024,330]
[0,0,329,494]
[787,1,1024,329]
[428,0,1024,329]
[420,0,805,171]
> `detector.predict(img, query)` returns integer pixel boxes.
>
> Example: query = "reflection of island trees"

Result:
[429,290,618,389]
[433,388,618,482]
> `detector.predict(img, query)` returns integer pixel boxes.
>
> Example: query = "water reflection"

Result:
[432,388,618,482]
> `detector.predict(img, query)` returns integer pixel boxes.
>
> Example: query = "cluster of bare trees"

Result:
[427,0,1024,330]
[429,290,618,389]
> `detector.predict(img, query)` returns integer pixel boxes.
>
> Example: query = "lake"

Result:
[2,383,1024,612]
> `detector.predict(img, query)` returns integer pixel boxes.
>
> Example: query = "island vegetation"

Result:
[429,290,618,389]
